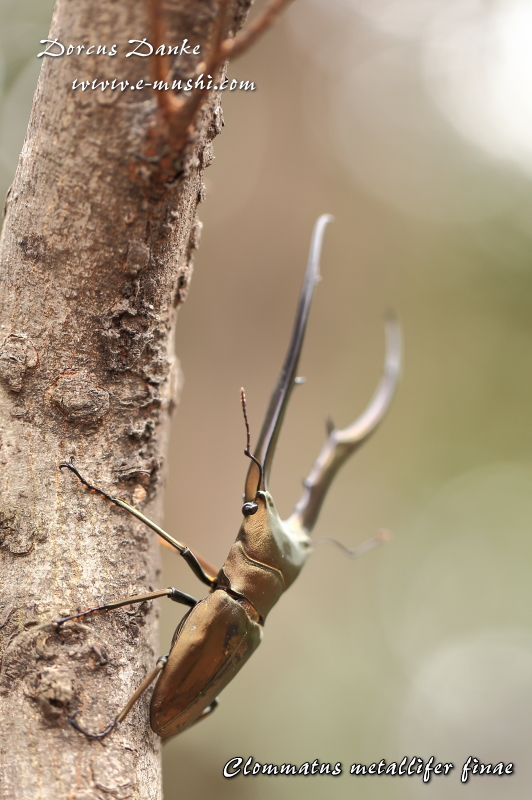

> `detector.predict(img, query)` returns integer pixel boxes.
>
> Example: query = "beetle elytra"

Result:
[57,215,401,739]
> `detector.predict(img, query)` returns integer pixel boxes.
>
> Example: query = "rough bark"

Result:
[0,1,251,798]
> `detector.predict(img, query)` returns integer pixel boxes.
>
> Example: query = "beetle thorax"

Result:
[237,491,312,589]
[215,492,312,622]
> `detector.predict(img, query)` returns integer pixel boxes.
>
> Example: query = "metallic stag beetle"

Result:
[57,214,401,740]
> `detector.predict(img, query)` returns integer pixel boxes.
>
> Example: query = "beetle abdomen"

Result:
[151,589,262,739]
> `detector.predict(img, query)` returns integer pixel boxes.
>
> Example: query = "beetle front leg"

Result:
[178,548,217,587]
[60,458,219,586]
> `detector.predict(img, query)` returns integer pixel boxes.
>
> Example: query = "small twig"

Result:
[148,0,295,152]
[219,0,295,62]
[150,0,166,83]
[173,0,231,138]
[149,0,186,122]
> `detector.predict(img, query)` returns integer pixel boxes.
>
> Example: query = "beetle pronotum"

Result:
[56,215,401,740]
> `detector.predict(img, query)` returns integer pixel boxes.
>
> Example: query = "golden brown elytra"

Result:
[56,215,401,740]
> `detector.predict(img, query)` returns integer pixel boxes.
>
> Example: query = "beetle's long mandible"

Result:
[244,214,333,503]
[244,214,401,537]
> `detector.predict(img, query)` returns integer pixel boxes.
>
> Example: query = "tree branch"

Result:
[0,0,294,797]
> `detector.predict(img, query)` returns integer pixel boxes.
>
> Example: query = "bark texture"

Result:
[0,1,250,798]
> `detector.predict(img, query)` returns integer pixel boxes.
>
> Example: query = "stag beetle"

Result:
[56,215,401,739]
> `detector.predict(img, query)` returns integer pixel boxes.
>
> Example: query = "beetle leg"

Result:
[60,458,219,584]
[55,587,198,626]
[179,548,217,587]
[69,655,169,740]
[189,697,219,728]
[313,529,391,558]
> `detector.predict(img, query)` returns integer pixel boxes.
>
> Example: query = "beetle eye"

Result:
[242,501,258,516]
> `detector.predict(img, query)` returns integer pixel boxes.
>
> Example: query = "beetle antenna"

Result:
[240,387,252,454]
[313,529,391,559]
[240,387,263,487]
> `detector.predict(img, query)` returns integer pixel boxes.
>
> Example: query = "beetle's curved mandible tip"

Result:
[309,214,334,282]
[316,213,335,227]
[287,310,401,535]
[383,310,402,381]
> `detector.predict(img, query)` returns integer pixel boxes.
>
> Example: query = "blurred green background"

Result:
[3,1,532,798]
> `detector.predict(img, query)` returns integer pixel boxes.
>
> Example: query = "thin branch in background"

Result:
[176,0,232,138]
[149,0,295,149]
[149,0,186,122]
[219,0,295,61]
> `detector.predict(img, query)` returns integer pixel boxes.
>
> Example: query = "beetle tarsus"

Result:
[60,457,117,504]
[69,657,168,740]
[54,588,182,627]
[68,710,117,740]
[54,609,107,627]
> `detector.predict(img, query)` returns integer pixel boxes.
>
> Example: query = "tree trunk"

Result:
[0,1,250,798]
